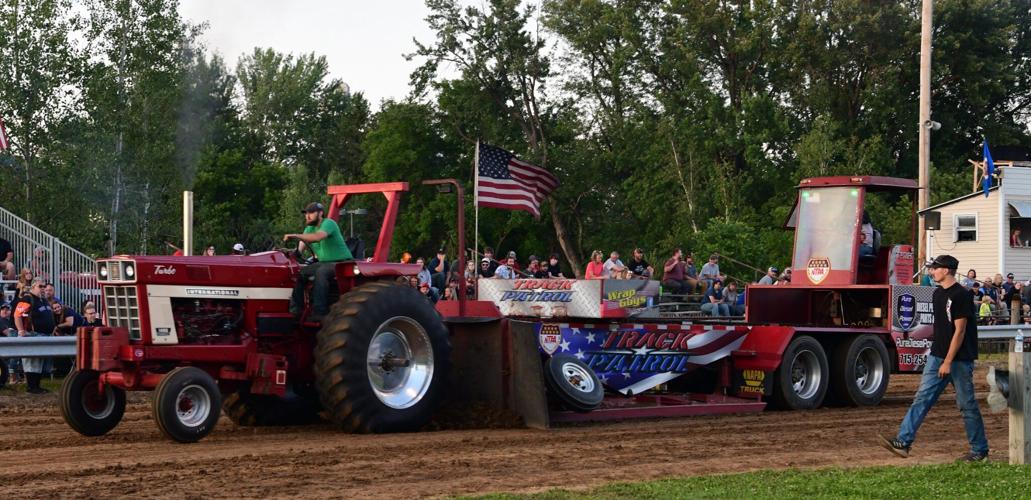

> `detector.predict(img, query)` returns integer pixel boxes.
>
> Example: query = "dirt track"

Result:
[0,367,1010,498]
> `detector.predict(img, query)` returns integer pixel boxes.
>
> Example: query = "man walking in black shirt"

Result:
[879,255,989,462]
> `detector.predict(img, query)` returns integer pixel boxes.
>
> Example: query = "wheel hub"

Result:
[175,385,212,428]
[560,362,595,393]
[790,349,822,400]
[854,346,884,395]
[367,317,434,409]
[82,383,116,420]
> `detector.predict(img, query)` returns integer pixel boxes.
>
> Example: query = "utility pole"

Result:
[917,0,933,265]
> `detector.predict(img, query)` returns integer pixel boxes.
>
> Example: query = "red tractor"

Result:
[61,181,461,442]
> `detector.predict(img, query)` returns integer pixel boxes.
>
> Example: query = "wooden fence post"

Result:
[1012,339,1030,464]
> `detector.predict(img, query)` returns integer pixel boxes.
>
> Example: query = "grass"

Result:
[477,463,1031,499]
[0,373,65,394]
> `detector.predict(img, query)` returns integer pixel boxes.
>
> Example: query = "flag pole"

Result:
[473,140,480,263]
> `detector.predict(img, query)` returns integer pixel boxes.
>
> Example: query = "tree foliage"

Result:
[0,0,1027,280]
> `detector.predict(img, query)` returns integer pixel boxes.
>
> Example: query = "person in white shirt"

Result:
[758,266,778,285]
[603,251,626,278]
[699,254,724,289]
[494,257,517,279]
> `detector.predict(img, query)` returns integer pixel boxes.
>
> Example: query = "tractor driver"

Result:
[284,202,353,322]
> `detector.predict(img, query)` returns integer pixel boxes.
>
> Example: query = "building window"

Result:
[955,214,977,242]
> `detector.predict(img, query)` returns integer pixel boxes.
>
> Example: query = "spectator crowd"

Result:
[1,236,104,394]
[402,245,797,319]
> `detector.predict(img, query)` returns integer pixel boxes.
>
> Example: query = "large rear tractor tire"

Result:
[543,356,604,412]
[223,389,322,426]
[830,334,890,407]
[59,369,126,436]
[769,335,829,410]
[152,367,222,443]
[315,281,451,433]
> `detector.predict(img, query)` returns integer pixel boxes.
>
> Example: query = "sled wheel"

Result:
[223,388,322,426]
[315,282,451,433]
[152,367,222,443]
[830,334,890,406]
[544,356,604,413]
[769,335,829,410]
[59,369,126,436]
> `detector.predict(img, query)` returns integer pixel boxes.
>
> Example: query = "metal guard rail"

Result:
[0,336,76,358]
[0,325,1024,360]
[977,325,1030,340]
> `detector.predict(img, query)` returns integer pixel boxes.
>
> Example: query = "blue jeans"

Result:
[896,355,988,454]
[291,262,338,316]
[701,302,730,317]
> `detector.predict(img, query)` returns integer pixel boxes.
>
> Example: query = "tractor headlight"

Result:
[99,265,108,279]
[124,264,135,278]
[353,267,361,276]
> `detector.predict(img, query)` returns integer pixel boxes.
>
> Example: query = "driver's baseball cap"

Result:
[769,266,779,273]
[301,202,324,214]
[926,255,959,270]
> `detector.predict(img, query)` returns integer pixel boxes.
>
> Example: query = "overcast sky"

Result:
[177,1,441,108]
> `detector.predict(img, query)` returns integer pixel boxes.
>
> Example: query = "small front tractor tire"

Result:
[59,369,126,436]
[152,367,222,443]
[769,335,829,410]
[315,281,451,433]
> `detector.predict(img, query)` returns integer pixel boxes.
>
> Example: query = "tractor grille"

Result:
[108,263,122,281]
[104,285,141,340]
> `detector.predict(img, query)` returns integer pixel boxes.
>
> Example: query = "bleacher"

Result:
[0,206,98,310]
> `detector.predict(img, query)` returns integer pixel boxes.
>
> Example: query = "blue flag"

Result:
[982,138,995,197]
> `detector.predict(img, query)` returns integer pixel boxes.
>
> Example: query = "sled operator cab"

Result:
[748,176,919,327]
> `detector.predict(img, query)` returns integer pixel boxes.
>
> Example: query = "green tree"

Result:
[0,0,83,220]
[411,0,584,274]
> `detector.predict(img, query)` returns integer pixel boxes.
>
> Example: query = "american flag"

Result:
[475,142,558,218]
[0,117,8,151]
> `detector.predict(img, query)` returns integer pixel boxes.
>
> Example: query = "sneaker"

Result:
[956,451,989,463]
[26,386,48,395]
[878,434,910,458]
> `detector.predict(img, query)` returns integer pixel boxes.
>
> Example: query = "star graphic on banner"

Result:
[585,332,596,344]
[570,327,580,336]
[559,339,571,352]
[632,345,651,357]
[598,374,609,384]
[574,349,585,360]
[622,372,631,379]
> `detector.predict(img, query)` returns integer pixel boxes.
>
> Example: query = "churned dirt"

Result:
[0,366,1010,499]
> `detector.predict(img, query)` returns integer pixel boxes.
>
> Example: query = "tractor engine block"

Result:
[171,298,244,344]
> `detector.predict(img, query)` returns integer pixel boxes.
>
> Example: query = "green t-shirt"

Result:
[304,218,352,262]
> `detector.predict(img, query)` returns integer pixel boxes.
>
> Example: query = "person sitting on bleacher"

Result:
[584,251,606,279]
[662,248,689,294]
[724,281,745,316]
[701,280,731,317]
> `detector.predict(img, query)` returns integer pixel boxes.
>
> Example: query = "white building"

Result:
[922,159,1031,279]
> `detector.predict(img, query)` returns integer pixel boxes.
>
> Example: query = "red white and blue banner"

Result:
[536,322,749,395]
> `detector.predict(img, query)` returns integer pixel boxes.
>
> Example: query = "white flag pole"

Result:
[473,140,480,263]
